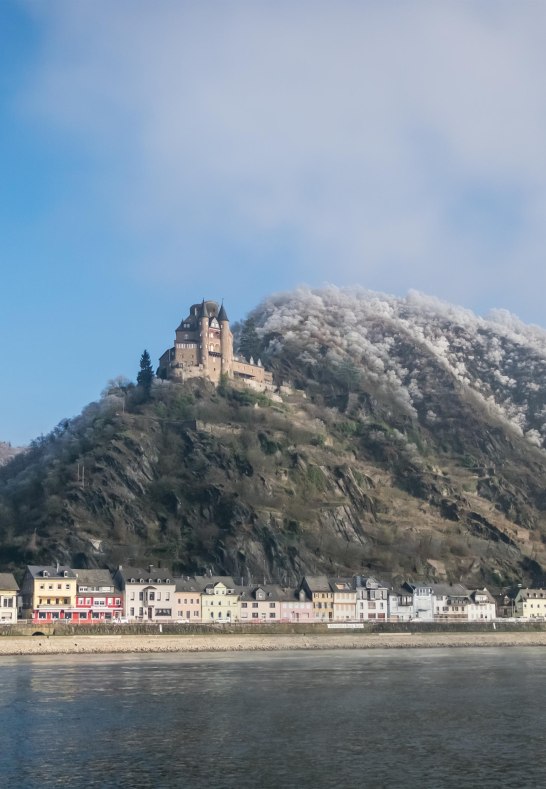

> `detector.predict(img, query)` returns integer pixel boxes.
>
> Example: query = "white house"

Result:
[114,565,176,621]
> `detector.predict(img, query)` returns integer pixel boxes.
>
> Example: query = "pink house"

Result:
[238,585,281,622]
[175,578,202,623]
[278,587,314,622]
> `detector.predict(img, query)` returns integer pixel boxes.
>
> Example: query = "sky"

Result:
[2,0,546,446]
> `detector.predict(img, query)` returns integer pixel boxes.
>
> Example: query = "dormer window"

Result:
[166,578,170,583]
[130,578,136,583]
[139,578,144,583]
[43,571,49,577]
[63,571,69,578]
[156,579,162,584]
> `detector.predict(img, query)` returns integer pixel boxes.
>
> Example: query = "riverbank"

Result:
[2,630,546,655]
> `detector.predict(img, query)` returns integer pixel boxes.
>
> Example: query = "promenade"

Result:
[2,630,546,655]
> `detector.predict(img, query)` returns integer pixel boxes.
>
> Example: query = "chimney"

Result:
[148,564,154,573]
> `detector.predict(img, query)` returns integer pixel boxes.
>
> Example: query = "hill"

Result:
[2,286,546,587]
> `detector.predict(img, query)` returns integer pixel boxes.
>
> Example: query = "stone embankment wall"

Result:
[2,620,546,638]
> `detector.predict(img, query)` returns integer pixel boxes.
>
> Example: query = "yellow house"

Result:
[0,573,19,623]
[514,588,546,619]
[301,576,334,622]
[21,565,78,622]
[330,578,357,621]
[196,577,239,623]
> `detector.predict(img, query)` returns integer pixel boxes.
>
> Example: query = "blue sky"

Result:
[2,0,546,446]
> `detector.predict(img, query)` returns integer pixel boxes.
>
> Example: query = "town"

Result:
[0,565,543,626]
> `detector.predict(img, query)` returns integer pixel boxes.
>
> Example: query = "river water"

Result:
[0,647,545,788]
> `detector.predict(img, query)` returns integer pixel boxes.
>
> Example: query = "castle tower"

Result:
[218,302,233,377]
[198,299,209,371]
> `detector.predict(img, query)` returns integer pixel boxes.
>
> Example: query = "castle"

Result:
[158,300,273,388]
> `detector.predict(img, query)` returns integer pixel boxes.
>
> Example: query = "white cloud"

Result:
[21,0,546,320]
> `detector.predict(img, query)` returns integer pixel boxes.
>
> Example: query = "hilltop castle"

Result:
[158,300,273,388]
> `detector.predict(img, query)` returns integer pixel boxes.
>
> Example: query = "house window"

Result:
[252,613,259,619]
[269,613,276,618]
[241,603,248,608]
[269,603,275,608]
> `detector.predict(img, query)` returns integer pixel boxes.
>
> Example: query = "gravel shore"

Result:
[2,631,546,656]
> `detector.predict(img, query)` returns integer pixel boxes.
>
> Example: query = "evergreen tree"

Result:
[238,317,261,362]
[137,349,154,397]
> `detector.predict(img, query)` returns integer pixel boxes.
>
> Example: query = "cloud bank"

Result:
[22,0,546,320]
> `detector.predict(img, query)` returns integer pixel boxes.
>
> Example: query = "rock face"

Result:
[2,285,546,587]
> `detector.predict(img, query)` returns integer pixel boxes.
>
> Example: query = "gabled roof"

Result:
[328,578,355,594]
[194,575,237,592]
[237,584,284,601]
[388,585,413,597]
[301,575,331,593]
[430,583,470,598]
[469,588,495,604]
[275,586,312,603]
[175,578,201,593]
[116,566,174,584]
[0,573,19,591]
[73,569,116,589]
[515,587,546,601]
[26,565,77,580]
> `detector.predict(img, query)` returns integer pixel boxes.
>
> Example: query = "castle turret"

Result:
[199,299,209,369]
[219,302,233,377]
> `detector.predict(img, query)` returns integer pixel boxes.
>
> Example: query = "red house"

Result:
[73,569,123,624]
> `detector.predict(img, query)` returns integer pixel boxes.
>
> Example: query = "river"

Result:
[1,647,544,788]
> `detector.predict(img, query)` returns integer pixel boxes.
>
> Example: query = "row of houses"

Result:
[3,564,546,626]
[3,564,539,625]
